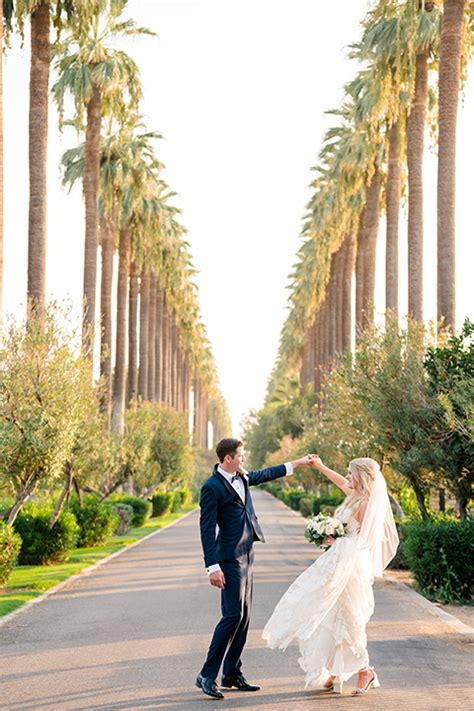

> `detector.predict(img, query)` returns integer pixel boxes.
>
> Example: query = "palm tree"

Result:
[437,0,467,331]
[147,273,157,400]
[127,260,139,403]
[3,1,100,315]
[0,0,3,325]
[406,47,429,322]
[154,285,164,401]
[111,224,131,435]
[385,122,402,318]
[27,0,50,312]
[138,268,150,398]
[53,0,152,355]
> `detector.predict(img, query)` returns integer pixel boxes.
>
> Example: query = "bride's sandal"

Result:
[323,676,336,691]
[322,676,342,694]
[351,667,380,696]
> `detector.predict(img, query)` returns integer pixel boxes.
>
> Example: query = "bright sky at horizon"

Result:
[3,0,474,435]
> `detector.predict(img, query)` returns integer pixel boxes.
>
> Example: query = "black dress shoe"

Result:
[196,674,225,699]
[221,673,261,691]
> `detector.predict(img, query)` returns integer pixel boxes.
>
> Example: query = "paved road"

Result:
[1,490,473,710]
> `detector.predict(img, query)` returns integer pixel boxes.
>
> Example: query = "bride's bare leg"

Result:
[323,675,336,689]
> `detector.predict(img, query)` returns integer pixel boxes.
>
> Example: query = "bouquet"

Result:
[304,512,346,550]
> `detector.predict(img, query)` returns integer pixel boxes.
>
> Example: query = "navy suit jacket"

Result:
[199,463,287,568]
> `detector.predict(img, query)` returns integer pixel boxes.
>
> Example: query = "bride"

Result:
[262,455,399,696]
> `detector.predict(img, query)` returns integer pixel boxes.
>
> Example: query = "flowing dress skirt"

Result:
[262,532,375,689]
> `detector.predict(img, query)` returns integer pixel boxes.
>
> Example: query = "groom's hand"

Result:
[292,454,313,468]
[209,571,226,589]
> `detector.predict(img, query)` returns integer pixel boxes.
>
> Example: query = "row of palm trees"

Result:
[271,0,472,401]
[0,0,230,446]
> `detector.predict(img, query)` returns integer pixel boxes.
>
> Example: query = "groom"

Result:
[196,437,312,699]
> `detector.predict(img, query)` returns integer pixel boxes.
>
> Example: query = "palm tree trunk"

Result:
[437,0,465,331]
[27,1,50,316]
[183,352,190,416]
[138,269,150,400]
[161,294,169,403]
[328,263,337,362]
[171,315,178,408]
[407,51,428,323]
[0,0,3,327]
[321,297,329,371]
[82,84,102,355]
[386,121,401,319]
[300,336,309,390]
[111,228,131,437]
[313,311,321,394]
[193,377,200,446]
[127,261,140,405]
[355,208,365,338]
[362,167,381,331]
[342,231,356,352]
[99,213,114,419]
[154,286,164,401]
[201,389,208,449]
[334,246,344,356]
[147,273,157,400]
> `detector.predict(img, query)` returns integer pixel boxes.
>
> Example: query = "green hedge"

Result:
[403,518,474,603]
[118,496,152,527]
[262,484,344,516]
[169,489,191,513]
[114,503,134,535]
[151,491,174,517]
[0,522,22,585]
[70,496,119,547]
[14,504,80,565]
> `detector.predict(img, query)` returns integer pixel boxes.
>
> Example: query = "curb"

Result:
[260,489,474,639]
[0,507,199,629]
[383,572,474,639]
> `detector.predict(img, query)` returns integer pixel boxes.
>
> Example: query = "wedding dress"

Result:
[262,472,399,690]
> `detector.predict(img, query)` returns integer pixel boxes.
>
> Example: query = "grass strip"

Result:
[0,504,198,618]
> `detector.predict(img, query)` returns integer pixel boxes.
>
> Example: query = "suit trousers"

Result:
[200,549,254,679]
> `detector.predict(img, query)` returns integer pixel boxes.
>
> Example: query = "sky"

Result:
[3,0,474,435]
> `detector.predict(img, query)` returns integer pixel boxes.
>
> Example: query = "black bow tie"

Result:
[231,473,241,483]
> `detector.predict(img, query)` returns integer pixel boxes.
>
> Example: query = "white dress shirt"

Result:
[207,463,294,575]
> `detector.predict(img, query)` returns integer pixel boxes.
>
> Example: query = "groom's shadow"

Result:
[87,688,349,710]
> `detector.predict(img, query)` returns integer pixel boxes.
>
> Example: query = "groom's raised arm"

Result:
[199,483,219,569]
[247,455,314,486]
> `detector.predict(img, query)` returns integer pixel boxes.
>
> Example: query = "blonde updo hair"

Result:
[336,457,380,516]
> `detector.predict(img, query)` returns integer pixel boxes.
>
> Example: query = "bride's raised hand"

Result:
[309,454,323,470]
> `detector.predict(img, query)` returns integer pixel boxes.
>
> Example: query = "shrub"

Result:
[118,496,151,528]
[286,489,308,511]
[0,522,22,585]
[403,518,474,602]
[70,495,119,547]
[14,504,80,565]
[151,491,174,517]
[113,503,134,535]
[174,488,192,508]
[387,523,408,570]
[170,489,192,512]
[299,497,314,518]
[312,492,344,515]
